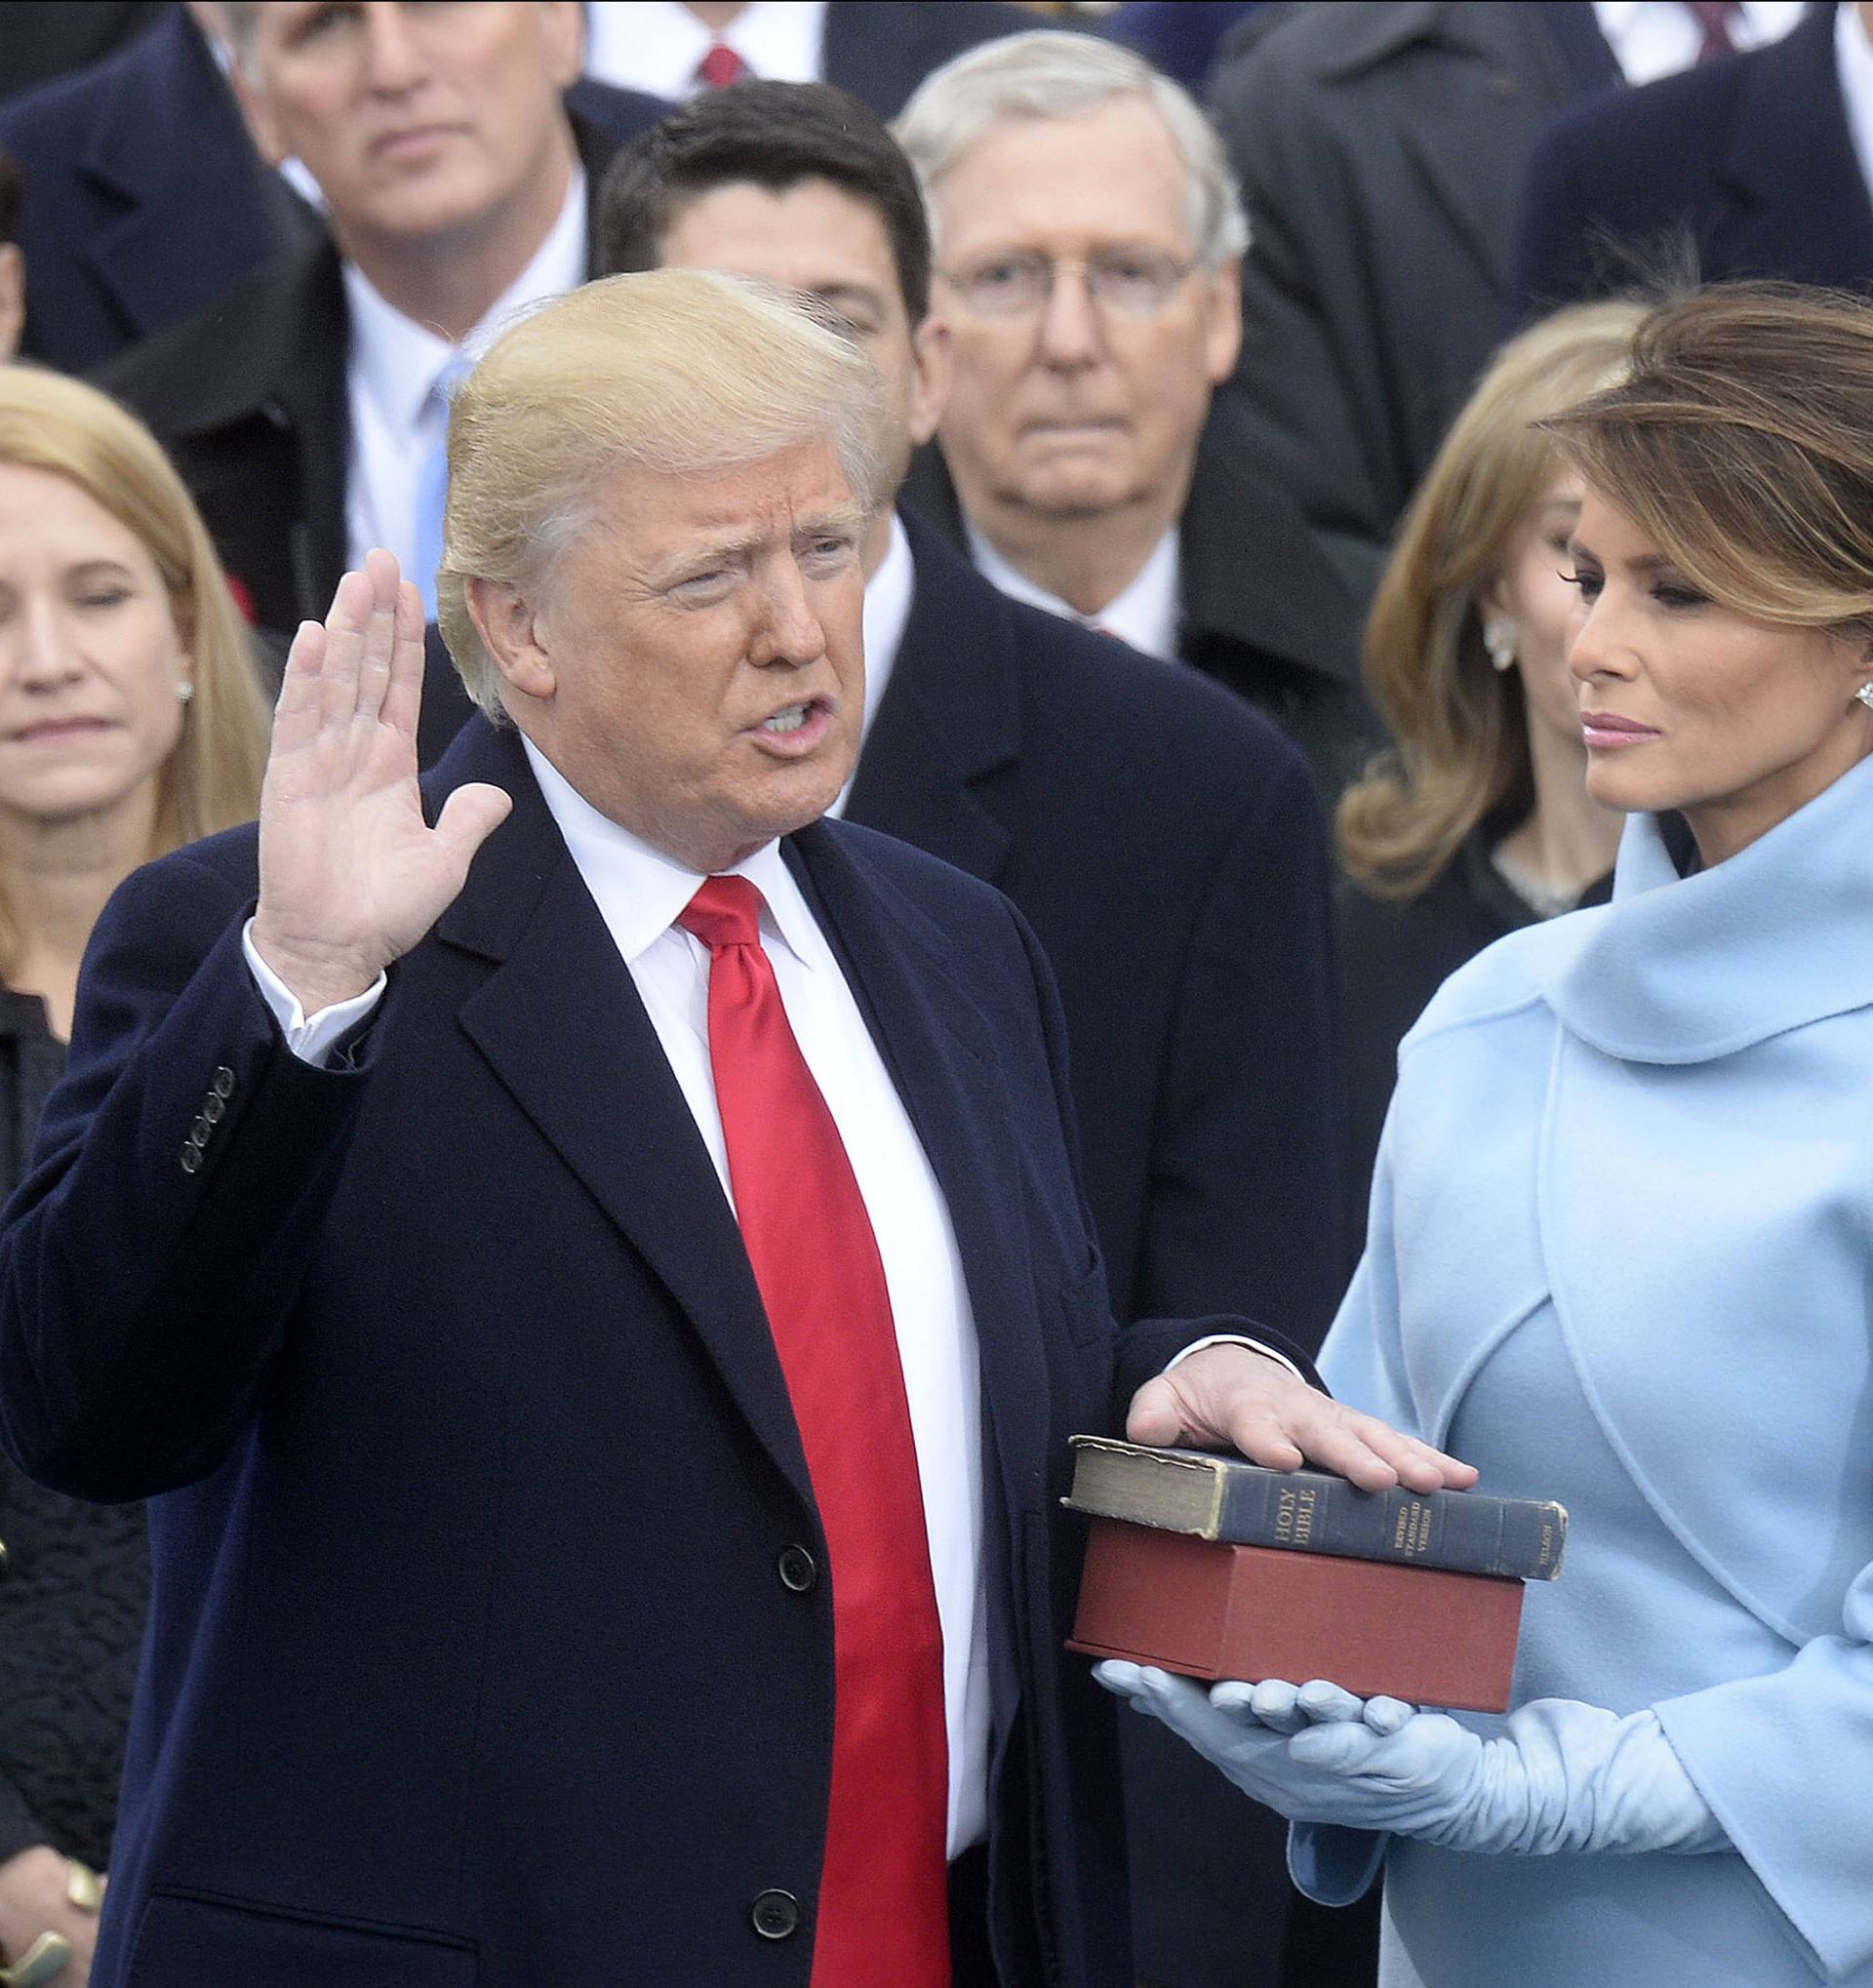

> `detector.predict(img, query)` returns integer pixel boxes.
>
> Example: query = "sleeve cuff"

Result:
[242,921,386,1067]
[1164,1332,1306,1384]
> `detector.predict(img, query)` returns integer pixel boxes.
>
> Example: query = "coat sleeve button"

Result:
[212,1067,236,1099]
[202,1093,226,1124]
[777,1545,817,1593]
[749,1889,800,1940]
[179,1145,203,1175]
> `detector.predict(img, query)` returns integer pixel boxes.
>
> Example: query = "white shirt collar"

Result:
[519,732,824,974]
[1838,1,1873,208]
[584,1,828,99]
[819,508,915,818]
[963,518,1181,661]
[1591,1,1805,86]
[343,166,588,432]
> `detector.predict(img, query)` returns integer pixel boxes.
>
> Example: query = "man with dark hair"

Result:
[598,85,1346,1987]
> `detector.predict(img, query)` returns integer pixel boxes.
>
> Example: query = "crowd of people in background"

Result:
[0,5,1869,1987]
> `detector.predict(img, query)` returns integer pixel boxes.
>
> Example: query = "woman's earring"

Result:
[178,681,195,704]
[1855,682,1873,712]
[1483,617,1518,673]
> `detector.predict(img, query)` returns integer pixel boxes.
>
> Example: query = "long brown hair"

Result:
[1337,299,1645,900]
[1544,284,1873,648]
[0,367,269,975]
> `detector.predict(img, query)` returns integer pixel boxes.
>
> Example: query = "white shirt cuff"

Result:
[243,920,386,1066]
[1165,1332,1305,1384]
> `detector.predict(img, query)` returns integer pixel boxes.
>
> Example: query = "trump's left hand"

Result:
[1125,1342,1476,1491]
[1096,1668,1723,1857]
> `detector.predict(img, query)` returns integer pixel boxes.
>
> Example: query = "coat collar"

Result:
[1543,750,1873,1063]
[425,719,1046,1533]
[1711,3,1873,284]
[843,510,1017,883]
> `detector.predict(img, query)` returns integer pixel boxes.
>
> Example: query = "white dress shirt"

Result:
[826,508,915,818]
[965,518,1182,662]
[342,170,588,578]
[1591,0,1803,86]
[584,1,828,99]
[245,735,993,1856]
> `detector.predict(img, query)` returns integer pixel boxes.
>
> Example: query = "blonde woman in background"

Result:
[1332,300,1643,1247]
[0,366,267,1987]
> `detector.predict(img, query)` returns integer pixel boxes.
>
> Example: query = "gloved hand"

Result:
[1094,1663,1725,1856]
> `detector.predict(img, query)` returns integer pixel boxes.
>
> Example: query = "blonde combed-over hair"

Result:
[435,269,890,718]
[1336,299,1646,900]
[0,366,269,974]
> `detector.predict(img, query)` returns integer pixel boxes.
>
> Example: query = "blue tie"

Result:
[412,351,470,621]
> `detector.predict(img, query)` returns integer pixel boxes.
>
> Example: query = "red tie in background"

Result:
[678,877,951,1987]
[1684,1,1737,61]
[696,40,748,88]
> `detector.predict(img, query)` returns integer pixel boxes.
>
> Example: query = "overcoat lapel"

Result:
[844,520,1016,885]
[430,724,815,1514]
[783,822,1048,1535]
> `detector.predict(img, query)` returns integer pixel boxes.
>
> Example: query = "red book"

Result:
[1069,1517,1525,1713]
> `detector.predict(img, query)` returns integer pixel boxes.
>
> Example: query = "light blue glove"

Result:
[1095,1663,1727,1856]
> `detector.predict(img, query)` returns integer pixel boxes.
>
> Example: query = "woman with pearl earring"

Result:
[1332,300,1640,1251]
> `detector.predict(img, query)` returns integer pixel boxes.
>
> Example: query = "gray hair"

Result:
[435,268,889,720]
[893,30,1249,269]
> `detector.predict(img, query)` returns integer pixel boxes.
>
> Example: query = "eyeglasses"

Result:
[936,250,1201,320]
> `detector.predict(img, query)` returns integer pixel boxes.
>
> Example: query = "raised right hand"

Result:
[250,550,511,1014]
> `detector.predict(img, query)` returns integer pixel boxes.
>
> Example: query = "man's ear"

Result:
[541,0,585,91]
[219,29,289,168]
[1202,256,1243,385]
[467,577,557,702]
[906,314,952,448]
[0,244,22,363]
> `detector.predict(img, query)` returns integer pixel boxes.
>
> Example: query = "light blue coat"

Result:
[1299,752,1873,1985]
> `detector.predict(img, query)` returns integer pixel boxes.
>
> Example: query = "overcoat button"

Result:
[212,1067,236,1098]
[777,1545,817,1593]
[750,1889,800,1940]
[189,1117,212,1145]
[202,1093,226,1124]
[179,1145,203,1174]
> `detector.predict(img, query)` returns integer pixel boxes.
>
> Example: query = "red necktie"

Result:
[678,877,951,1987]
[696,40,748,88]
[1684,1,1737,61]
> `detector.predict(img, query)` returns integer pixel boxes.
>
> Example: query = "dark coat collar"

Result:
[1712,4,1873,280]
[843,512,1019,882]
[899,414,1361,691]
[424,718,1046,1532]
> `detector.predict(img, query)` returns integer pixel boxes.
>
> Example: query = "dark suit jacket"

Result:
[92,102,664,634]
[804,0,1037,116]
[0,7,318,374]
[0,0,168,106]
[853,517,1342,1344]
[1209,1,1621,596]
[900,408,1375,801]
[1511,3,1873,313]
[0,718,1313,1986]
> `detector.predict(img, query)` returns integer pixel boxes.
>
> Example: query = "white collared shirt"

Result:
[826,508,915,818]
[1837,1,1873,210]
[965,518,1182,662]
[519,736,989,1856]
[1591,0,1803,86]
[584,1,828,99]
[342,170,589,578]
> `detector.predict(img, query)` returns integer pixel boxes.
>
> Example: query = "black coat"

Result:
[857,519,1343,1988]
[0,992,148,1876]
[1335,833,1614,1267]
[1208,2,1621,595]
[899,404,1375,803]
[1511,3,1873,313]
[0,8,318,374]
[92,103,664,636]
[855,515,1344,1343]
[818,0,1038,117]
[0,718,1315,1986]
